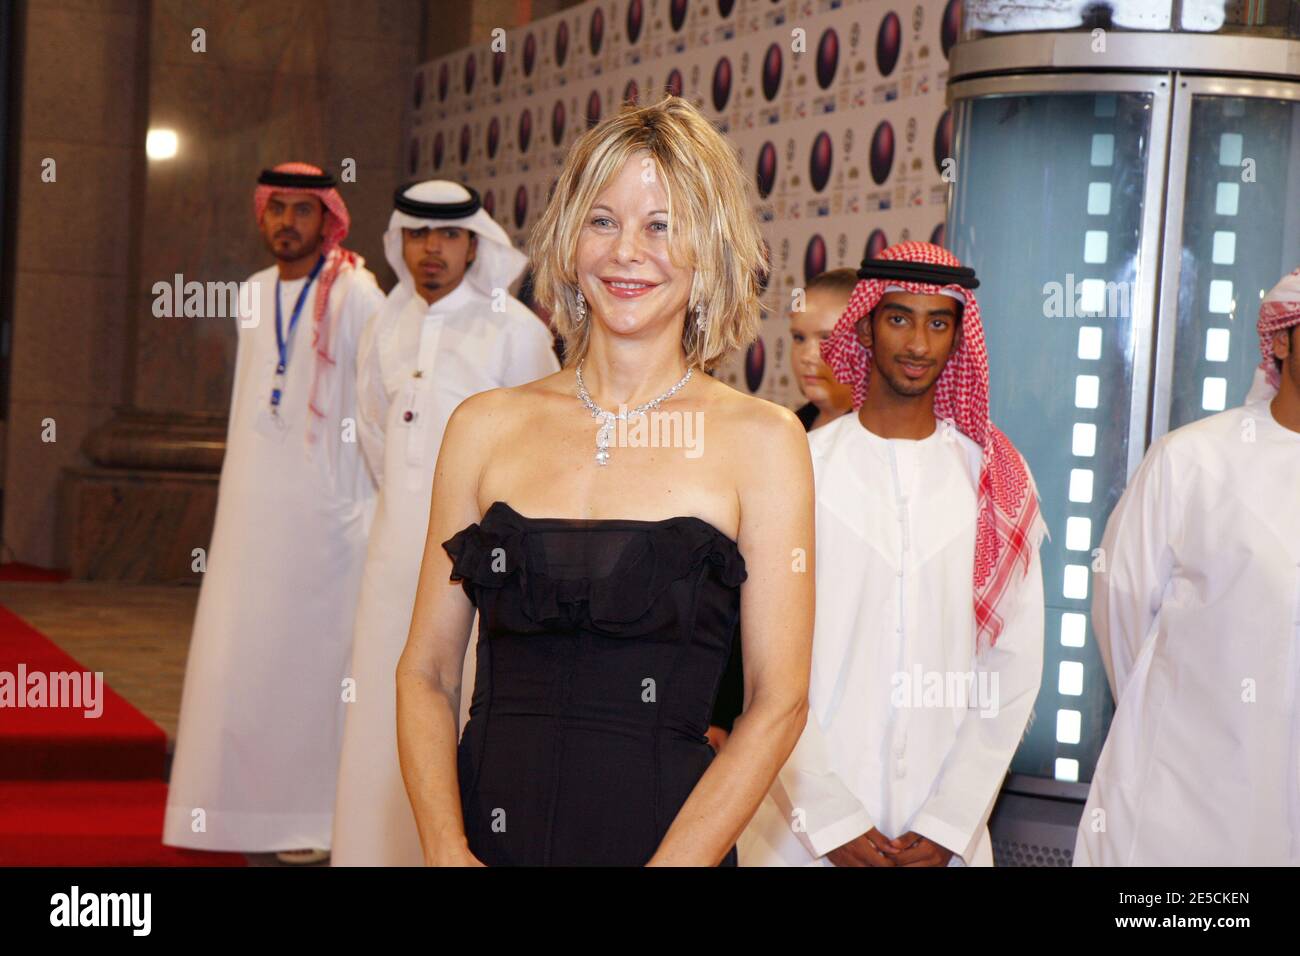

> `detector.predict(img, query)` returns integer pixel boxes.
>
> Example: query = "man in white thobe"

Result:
[331,180,559,866]
[740,241,1046,867]
[1075,267,1300,866]
[163,164,385,859]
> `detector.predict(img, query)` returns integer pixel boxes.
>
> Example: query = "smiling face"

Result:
[791,287,854,407]
[261,191,326,264]
[573,151,693,343]
[858,290,961,398]
[402,225,477,304]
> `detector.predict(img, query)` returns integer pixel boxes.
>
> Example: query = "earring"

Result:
[575,288,586,323]
[695,301,707,333]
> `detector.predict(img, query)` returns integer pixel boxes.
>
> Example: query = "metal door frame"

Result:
[1148,73,1300,443]
[943,73,1173,799]
[946,72,1174,481]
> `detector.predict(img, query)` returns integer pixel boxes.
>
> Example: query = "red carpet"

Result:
[0,604,245,866]
[0,606,164,780]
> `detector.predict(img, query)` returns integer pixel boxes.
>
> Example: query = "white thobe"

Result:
[330,281,559,866]
[163,261,385,852]
[739,412,1046,866]
[1075,399,1300,865]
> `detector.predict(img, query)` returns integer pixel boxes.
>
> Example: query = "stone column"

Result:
[61,0,424,580]
[2,0,148,571]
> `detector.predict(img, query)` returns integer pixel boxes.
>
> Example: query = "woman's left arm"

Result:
[648,401,814,866]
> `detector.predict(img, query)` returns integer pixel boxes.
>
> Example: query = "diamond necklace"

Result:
[574,361,694,466]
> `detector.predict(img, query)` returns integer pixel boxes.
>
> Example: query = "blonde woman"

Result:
[396,95,813,866]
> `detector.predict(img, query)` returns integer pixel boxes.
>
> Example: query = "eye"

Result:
[791,331,805,342]
[649,221,668,233]
[591,216,614,227]
[888,313,907,325]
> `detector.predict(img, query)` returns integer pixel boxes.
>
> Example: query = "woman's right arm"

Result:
[395,389,502,866]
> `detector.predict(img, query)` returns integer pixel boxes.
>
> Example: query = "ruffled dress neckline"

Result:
[442,500,747,636]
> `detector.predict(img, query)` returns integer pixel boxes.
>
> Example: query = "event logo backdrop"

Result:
[408,0,958,409]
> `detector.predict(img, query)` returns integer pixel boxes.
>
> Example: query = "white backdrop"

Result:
[407,0,960,409]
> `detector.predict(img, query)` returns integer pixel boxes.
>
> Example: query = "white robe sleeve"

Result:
[354,311,388,490]
[338,276,385,502]
[337,268,385,355]
[229,279,255,408]
[499,312,560,385]
[768,701,877,859]
[907,542,1046,864]
[1092,437,1180,701]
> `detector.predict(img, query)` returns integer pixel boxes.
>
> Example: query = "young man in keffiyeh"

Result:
[1075,266,1300,866]
[740,240,1047,867]
[331,180,559,866]
[163,164,384,863]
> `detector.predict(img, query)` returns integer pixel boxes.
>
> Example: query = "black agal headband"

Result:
[393,183,482,219]
[857,257,980,290]
[257,168,337,190]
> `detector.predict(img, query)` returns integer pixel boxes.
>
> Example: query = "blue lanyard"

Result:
[271,254,325,408]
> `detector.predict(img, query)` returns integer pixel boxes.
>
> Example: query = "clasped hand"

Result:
[826,828,953,867]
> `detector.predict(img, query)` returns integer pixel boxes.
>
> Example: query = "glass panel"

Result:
[1168,93,1300,428]
[949,91,1154,783]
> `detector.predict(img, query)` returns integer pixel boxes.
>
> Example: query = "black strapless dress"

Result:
[442,500,748,866]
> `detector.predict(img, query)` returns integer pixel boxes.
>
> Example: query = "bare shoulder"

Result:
[444,369,573,462]
[698,375,808,458]
[450,368,570,422]
[695,378,813,557]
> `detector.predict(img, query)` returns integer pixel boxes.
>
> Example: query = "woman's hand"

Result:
[646,396,815,866]
[424,842,486,867]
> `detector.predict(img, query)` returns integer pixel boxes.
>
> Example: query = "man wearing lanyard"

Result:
[332,179,559,866]
[163,164,385,864]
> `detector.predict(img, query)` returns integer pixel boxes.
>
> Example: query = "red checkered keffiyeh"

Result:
[253,162,362,450]
[1258,267,1300,393]
[820,240,1042,652]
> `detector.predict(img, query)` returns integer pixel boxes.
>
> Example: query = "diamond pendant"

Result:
[595,413,614,466]
[575,361,694,468]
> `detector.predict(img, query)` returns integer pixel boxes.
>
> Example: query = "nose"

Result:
[612,223,645,264]
[793,339,817,367]
[905,324,931,357]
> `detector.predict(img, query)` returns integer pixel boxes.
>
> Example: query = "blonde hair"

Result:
[527,94,768,371]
